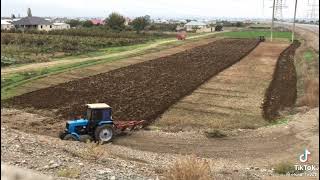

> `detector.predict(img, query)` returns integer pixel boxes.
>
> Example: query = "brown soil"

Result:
[262,40,301,120]
[156,42,289,131]
[6,37,220,99]
[3,39,259,125]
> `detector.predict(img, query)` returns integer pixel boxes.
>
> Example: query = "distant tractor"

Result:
[258,36,266,42]
[59,103,145,143]
[176,31,187,40]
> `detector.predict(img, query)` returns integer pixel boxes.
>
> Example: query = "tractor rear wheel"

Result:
[63,134,78,141]
[94,124,114,143]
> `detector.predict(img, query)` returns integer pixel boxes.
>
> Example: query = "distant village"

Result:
[1,8,263,33]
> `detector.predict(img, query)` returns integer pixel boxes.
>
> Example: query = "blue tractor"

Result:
[59,103,115,143]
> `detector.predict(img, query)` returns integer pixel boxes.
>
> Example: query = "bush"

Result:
[204,129,226,138]
[299,78,319,107]
[1,56,17,67]
[69,142,107,161]
[165,156,211,180]
[215,25,223,31]
[274,162,303,174]
[147,23,178,32]
[57,167,81,178]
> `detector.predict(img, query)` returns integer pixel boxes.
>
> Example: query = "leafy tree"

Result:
[27,8,32,17]
[66,19,82,28]
[131,15,151,33]
[148,23,178,32]
[105,12,126,31]
[235,22,244,27]
[215,24,223,31]
[82,20,94,27]
[192,26,200,32]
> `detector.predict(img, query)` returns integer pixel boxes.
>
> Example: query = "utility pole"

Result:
[292,0,298,42]
[271,0,276,41]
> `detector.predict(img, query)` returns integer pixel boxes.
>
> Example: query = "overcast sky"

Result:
[1,0,315,19]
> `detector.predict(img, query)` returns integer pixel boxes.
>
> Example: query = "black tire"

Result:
[94,124,114,143]
[63,134,78,141]
[79,135,93,143]
[59,131,67,139]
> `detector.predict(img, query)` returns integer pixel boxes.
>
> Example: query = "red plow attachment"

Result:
[114,120,145,131]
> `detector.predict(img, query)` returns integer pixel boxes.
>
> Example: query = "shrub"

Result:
[165,156,211,180]
[204,129,226,138]
[72,142,107,161]
[57,167,81,178]
[1,56,16,67]
[299,78,319,107]
[64,141,107,161]
[215,25,223,31]
[274,162,303,174]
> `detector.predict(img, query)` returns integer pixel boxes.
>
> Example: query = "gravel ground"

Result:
[1,108,318,179]
[1,118,276,180]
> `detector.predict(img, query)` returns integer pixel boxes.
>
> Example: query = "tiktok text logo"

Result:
[299,149,311,163]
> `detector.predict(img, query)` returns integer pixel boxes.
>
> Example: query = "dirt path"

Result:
[156,42,289,130]
[9,37,220,98]
[279,22,319,51]
[1,33,218,76]
[114,108,319,168]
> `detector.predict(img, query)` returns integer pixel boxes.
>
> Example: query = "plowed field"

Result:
[3,39,259,122]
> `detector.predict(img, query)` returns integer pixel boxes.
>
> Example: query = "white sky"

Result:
[1,0,316,19]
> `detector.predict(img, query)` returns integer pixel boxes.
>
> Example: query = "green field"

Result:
[219,31,293,40]
[1,30,174,67]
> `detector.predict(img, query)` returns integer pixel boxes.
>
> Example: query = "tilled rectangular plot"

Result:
[4,39,260,122]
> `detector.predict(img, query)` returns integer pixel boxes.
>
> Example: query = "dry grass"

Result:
[64,142,107,161]
[204,129,227,138]
[294,39,319,108]
[165,155,211,180]
[57,167,81,178]
[299,78,319,107]
[273,161,304,175]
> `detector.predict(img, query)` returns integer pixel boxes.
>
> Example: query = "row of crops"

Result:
[1,29,173,67]
[3,27,171,39]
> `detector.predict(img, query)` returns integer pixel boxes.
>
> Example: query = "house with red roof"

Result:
[90,19,105,25]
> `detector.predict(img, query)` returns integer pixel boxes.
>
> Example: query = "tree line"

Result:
[67,12,152,34]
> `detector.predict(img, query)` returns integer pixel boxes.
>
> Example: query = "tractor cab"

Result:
[86,103,113,124]
[60,103,115,143]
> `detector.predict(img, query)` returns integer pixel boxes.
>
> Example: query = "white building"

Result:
[1,20,14,30]
[53,22,70,30]
[184,21,207,31]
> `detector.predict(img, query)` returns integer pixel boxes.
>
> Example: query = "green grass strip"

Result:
[219,31,293,40]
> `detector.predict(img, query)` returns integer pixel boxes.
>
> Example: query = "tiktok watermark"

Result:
[286,148,319,177]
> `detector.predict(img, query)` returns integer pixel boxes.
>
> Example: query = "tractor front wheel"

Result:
[95,124,114,143]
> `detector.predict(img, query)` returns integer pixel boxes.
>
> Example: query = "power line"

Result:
[306,0,319,20]
[274,0,288,20]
